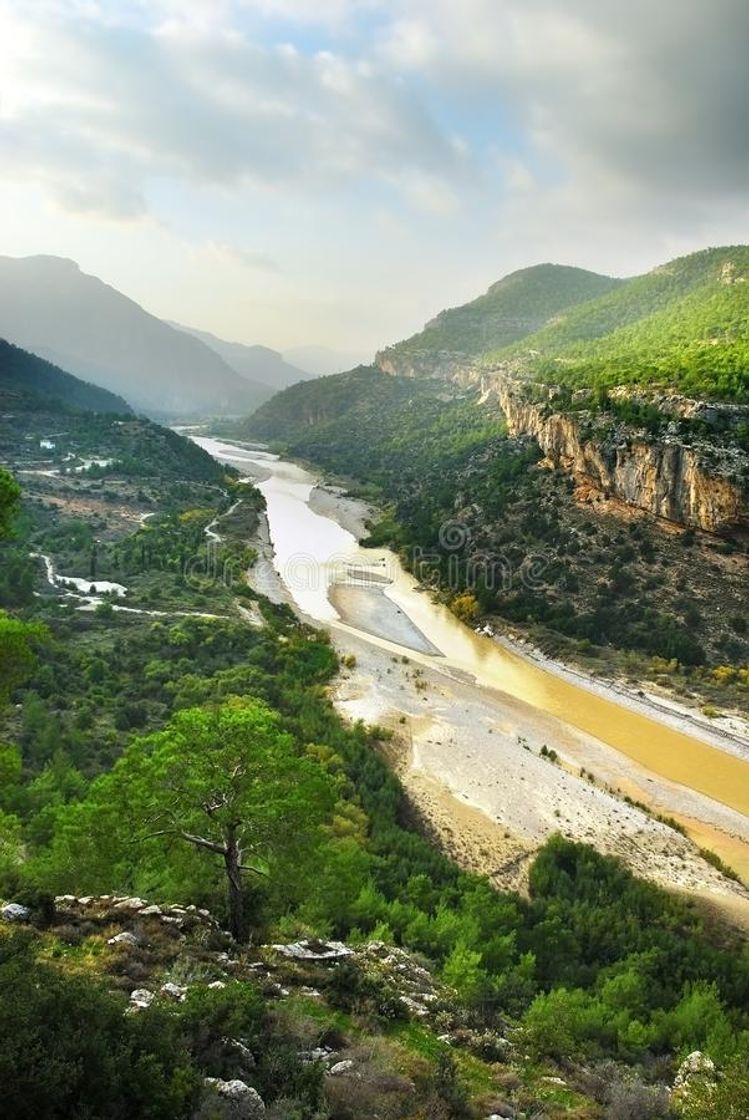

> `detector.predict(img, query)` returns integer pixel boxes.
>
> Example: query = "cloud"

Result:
[0,4,464,219]
[202,239,280,272]
[0,0,745,351]
[380,0,749,205]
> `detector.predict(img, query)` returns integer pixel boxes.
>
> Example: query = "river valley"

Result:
[195,436,749,922]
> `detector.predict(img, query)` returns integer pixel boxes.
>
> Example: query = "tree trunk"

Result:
[224,831,246,942]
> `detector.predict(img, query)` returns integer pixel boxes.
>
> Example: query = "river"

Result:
[194,436,749,883]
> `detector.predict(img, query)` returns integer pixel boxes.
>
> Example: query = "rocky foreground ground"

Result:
[1,895,723,1119]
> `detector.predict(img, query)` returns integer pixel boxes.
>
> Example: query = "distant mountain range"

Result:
[0,254,373,418]
[168,322,310,392]
[0,256,276,417]
[0,338,131,415]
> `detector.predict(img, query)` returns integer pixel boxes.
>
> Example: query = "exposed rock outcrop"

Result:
[194,1079,265,1120]
[494,381,749,534]
[375,348,749,533]
[376,349,480,384]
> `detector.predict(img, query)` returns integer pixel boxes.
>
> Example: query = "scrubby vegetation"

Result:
[1,396,749,1116]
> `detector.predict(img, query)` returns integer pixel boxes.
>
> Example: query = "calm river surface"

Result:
[195,437,749,823]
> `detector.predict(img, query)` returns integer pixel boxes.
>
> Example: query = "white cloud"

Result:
[0,4,464,218]
[0,0,745,352]
[201,239,280,272]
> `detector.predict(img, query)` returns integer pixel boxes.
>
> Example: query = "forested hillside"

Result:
[1,446,749,1117]
[489,247,749,402]
[379,247,749,403]
[379,265,621,362]
[0,339,131,414]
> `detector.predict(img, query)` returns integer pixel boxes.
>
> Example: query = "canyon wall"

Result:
[493,382,748,534]
[375,351,748,534]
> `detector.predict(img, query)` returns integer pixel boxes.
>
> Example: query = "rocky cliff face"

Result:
[493,382,749,534]
[375,350,749,534]
[376,348,479,384]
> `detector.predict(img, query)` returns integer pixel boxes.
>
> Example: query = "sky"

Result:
[0,0,746,357]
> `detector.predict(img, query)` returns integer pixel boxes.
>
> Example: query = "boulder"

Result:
[271,939,353,961]
[114,897,148,911]
[193,1078,265,1120]
[224,1037,256,1075]
[1,903,31,923]
[160,982,187,1001]
[107,931,139,946]
[130,988,154,1009]
[328,1060,355,1077]
[673,1050,716,1090]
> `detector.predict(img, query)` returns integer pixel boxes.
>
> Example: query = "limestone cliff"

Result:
[376,348,479,385]
[375,350,749,534]
[492,382,749,534]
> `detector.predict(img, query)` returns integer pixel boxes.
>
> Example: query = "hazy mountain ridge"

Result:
[0,256,270,417]
[0,338,131,415]
[283,343,374,376]
[169,321,310,392]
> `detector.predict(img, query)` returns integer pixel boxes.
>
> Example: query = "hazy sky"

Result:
[0,1,746,356]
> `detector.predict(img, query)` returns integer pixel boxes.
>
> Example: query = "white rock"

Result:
[107,931,139,946]
[161,982,187,1001]
[673,1051,716,1089]
[208,980,227,990]
[328,1060,355,1077]
[271,940,353,961]
[193,1078,265,1120]
[1,903,31,923]
[130,988,154,1009]
[55,894,77,905]
[114,897,148,911]
[140,904,162,916]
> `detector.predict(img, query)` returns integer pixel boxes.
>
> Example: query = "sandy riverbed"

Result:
[329,583,441,654]
[239,469,749,924]
[330,625,749,925]
[308,483,373,538]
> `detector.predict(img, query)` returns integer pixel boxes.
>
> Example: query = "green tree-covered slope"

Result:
[485,246,749,401]
[380,264,622,360]
[0,339,132,414]
[243,365,469,447]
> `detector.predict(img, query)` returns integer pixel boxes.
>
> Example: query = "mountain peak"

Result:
[12,254,81,272]
[382,261,622,364]
[0,256,274,416]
